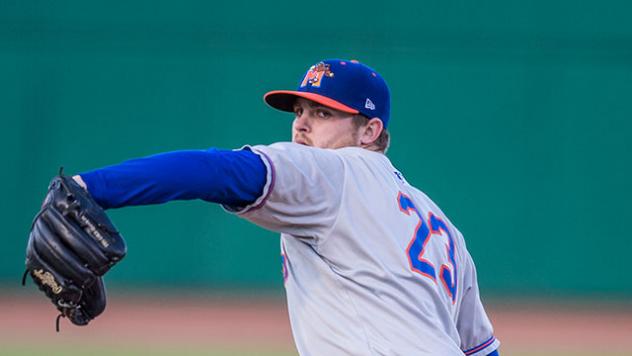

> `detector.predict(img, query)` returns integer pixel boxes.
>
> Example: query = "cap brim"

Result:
[263,90,359,114]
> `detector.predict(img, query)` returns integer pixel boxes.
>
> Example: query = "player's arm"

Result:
[457,250,501,356]
[26,148,266,329]
[75,148,266,209]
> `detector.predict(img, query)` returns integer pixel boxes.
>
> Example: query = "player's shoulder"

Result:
[337,146,400,172]
[334,146,394,167]
[252,141,330,154]
[250,142,378,159]
[246,142,347,173]
[336,146,383,157]
[250,142,338,159]
[247,143,393,171]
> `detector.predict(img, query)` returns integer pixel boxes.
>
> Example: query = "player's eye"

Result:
[316,109,331,119]
[294,107,303,117]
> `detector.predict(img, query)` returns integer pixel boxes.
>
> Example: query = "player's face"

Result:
[292,98,361,149]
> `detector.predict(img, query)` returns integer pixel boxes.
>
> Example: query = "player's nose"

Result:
[293,114,310,132]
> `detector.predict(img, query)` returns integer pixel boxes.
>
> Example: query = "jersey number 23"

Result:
[398,192,458,304]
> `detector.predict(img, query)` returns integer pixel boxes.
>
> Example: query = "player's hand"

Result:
[22,169,127,331]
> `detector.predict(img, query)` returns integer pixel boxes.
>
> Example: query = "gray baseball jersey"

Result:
[229,142,499,356]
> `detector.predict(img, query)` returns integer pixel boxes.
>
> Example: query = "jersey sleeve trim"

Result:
[223,146,276,215]
[463,335,500,356]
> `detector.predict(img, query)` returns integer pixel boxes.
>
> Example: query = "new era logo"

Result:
[365,98,376,110]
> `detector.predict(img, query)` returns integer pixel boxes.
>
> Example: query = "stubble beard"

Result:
[293,128,361,149]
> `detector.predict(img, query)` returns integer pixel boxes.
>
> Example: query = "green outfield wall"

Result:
[2,1,631,297]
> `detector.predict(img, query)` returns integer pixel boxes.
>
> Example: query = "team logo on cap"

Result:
[300,62,334,88]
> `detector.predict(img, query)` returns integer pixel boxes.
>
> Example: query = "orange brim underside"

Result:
[264,90,359,114]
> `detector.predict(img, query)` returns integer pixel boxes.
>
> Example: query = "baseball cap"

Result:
[264,59,391,128]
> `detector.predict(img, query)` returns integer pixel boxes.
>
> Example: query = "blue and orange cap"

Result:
[264,59,391,128]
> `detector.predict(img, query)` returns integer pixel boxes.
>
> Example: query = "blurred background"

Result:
[2,1,631,355]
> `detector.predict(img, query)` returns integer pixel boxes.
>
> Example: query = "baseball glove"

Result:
[22,169,126,331]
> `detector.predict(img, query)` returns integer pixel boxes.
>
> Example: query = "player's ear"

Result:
[360,117,384,146]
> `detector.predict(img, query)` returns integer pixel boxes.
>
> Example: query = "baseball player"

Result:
[26,59,499,355]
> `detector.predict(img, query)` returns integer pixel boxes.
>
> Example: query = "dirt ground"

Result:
[1,293,631,355]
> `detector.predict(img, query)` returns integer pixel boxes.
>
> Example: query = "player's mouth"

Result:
[293,136,312,146]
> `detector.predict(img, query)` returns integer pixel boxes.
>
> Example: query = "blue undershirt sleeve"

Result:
[79,148,266,210]
[487,349,499,356]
